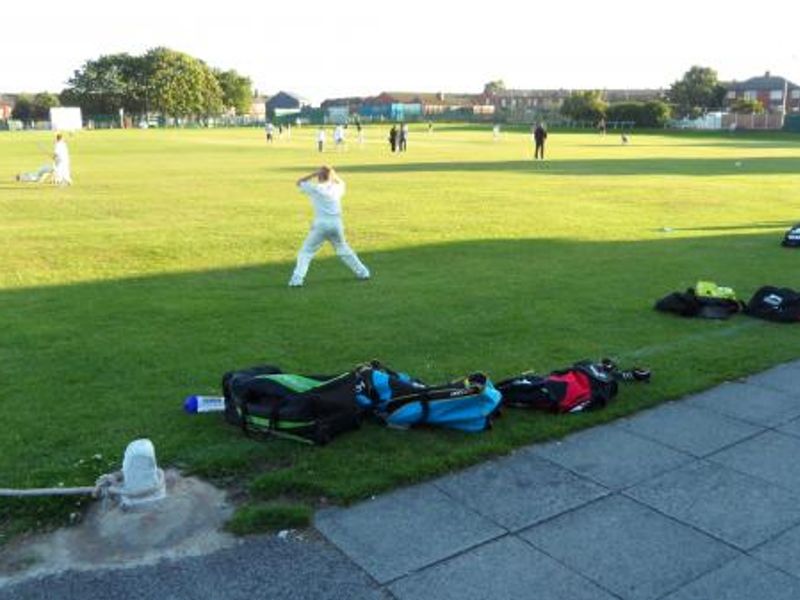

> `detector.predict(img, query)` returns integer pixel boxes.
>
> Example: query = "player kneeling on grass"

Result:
[288,166,370,287]
[16,133,72,185]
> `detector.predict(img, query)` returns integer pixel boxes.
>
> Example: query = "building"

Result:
[321,96,366,123]
[357,91,493,121]
[725,72,800,114]
[488,88,665,118]
[602,89,666,103]
[489,89,571,114]
[249,95,268,120]
[265,91,312,118]
[0,94,18,119]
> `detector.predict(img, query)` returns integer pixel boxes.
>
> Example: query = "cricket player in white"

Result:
[53,133,72,185]
[16,133,72,185]
[289,166,370,287]
[333,125,345,151]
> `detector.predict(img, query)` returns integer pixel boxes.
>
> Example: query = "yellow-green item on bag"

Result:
[695,281,737,300]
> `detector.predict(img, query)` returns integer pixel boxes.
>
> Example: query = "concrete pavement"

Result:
[4,360,800,599]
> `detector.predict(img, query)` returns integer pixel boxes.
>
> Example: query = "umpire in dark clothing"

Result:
[533,122,547,160]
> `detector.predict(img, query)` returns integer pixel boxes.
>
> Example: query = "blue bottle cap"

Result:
[183,395,199,414]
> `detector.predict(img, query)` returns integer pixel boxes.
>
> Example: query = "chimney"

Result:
[765,70,771,78]
[437,91,445,102]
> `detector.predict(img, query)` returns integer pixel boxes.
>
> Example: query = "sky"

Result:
[3,0,800,104]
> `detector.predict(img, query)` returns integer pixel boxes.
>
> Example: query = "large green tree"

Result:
[668,66,727,118]
[61,53,148,116]
[144,48,223,119]
[61,49,242,121]
[560,90,607,122]
[215,69,253,115]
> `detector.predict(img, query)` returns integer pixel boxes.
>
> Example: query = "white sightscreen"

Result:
[50,107,83,131]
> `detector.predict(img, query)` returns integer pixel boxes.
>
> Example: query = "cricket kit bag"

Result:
[744,286,800,323]
[356,363,502,432]
[222,365,361,445]
[655,281,744,320]
[496,360,651,414]
[782,224,800,248]
[354,361,428,411]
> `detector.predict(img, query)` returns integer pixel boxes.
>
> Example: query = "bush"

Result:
[606,100,671,127]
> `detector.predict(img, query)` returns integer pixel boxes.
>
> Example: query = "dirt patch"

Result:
[0,470,237,587]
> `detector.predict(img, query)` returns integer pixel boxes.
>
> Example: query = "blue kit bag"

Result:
[356,363,502,432]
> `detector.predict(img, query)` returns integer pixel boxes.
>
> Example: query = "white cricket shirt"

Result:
[299,180,345,220]
[54,140,70,167]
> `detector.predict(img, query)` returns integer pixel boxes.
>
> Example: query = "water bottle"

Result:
[183,395,226,414]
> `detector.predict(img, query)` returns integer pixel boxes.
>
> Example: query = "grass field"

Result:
[1,124,799,541]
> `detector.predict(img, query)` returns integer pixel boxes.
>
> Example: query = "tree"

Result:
[31,92,60,120]
[560,91,607,122]
[145,48,223,119]
[729,98,764,114]
[11,94,33,121]
[62,48,245,121]
[483,80,506,95]
[607,100,671,127]
[642,100,671,127]
[668,66,727,118]
[61,54,146,116]
[215,69,253,115]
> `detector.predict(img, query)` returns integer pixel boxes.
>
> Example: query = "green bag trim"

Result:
[254,372,349,393]
[242,413,314,430]
[256,373,325,392]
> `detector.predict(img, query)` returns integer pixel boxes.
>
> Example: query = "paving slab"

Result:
[615,401,763,457]
[520,495,738,600]
[625,460,800,550]
[710,431,800,496]
[684,382,800,427]
[753,524,800,579]
[743,362,800,397]
[434,451,609,532]
[531,426,691,490]
[314,483,504,584]
[777,416,800,439]
[388,536,616,600]
[661,555,800,600]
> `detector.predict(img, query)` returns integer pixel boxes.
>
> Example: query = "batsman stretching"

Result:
[288,166,370,287]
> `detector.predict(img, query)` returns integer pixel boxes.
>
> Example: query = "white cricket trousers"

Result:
[290,218,370,284]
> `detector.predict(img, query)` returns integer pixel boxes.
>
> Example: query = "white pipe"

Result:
[0,486,97,497]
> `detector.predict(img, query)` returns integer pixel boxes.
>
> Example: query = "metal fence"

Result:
[722,112,785,131]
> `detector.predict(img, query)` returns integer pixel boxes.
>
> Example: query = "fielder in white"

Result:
[289,166,370,287]
[53,134,72,185]
[16,133,72,185]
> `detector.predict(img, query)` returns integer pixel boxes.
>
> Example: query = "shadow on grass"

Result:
[287,155,800,177]
[2,231,799,535]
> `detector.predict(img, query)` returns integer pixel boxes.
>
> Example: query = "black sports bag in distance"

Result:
[745,286,800,323]
[782,224,800,248]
